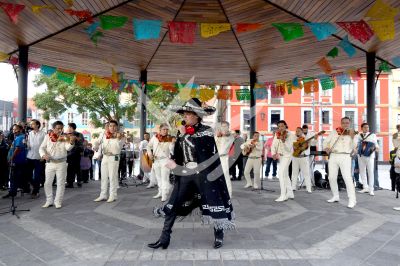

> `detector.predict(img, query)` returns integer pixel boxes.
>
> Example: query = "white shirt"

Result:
[27,130,46,160]
[215,135,234,156]
[139,139,149,153]
[271,131,296,157]
[240,139,263,157]
[357,132,379,148]
[305,131,317,147]
[393,132,400,149]
[125,142,134,151]
[102,137,124,155]
[323,130,357,154]
[147,136,174,160]
[39,135,74,160]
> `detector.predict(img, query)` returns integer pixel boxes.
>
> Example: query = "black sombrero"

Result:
[170,98,216,117]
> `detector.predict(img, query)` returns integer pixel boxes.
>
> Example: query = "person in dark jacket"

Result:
[229,130,244,181]
[0,132,9,190]
[66,123,84,188]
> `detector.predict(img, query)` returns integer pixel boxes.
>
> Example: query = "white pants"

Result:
[153,158,171,200]
[220,155,232,197]
[358,155,375,191]
[244,158,261,189]
[278,156,293,198]
[44,162,67,205]
[291,157,312,192]
[99,155,119,200]
[328,154,356,203]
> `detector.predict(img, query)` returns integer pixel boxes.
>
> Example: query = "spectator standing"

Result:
[66,123,84,188]
[0,132,9,190]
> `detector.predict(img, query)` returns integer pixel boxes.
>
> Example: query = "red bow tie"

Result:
[185,125,195,135]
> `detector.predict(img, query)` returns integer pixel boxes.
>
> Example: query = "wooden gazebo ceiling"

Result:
[1,0,399,84]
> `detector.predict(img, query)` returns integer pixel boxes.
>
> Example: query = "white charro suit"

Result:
[215,134,234,197]
[291,135,312,193]
[357,132,379,193]
[241,139,263,189]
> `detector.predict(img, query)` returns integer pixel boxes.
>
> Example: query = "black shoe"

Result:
[2,193,11,199]
[83,181,89,184]
[77,182,82,187]
[65,184,74,188]
[147,239,170,249]
[213,239,223,249]
[31,193,40,199]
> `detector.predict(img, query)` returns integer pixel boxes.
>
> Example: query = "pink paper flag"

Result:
[336,20,374,44]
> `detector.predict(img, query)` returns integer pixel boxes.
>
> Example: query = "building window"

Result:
[242,109,250,132]
[82,112,88,125]
[68,113,74,123]
[344,110,356,128]
[303,110,312,124]
[270,110,281,130]
[343,83,355,104]
[322,110,330,124]
[398,87,400,107]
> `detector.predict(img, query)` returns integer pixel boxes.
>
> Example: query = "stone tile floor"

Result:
[0,176,399,266]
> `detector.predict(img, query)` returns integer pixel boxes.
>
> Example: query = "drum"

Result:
[141,152,153,173]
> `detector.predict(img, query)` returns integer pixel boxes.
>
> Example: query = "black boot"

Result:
[148,214,176,249]
[213,228,224,249]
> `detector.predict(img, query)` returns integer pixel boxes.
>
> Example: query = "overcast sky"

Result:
[0,63,45,101]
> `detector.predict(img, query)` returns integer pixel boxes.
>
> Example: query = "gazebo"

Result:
[1,0,399,136]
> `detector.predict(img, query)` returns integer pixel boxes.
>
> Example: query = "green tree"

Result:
[33,74,138,127]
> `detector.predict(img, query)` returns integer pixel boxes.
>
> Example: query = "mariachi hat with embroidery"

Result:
[170,98,216,117]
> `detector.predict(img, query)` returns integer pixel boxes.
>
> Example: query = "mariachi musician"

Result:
[39,121,75,209]
[271,120,296,202]
[357,122,379,196]
[147,123,174,202]
[323,117,358,209]
[215,121,234,197]
[291,127,312,193]
[241,131,263,189]
[94,120,125,203]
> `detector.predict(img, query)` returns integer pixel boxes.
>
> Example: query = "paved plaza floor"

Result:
[0,171,399,266]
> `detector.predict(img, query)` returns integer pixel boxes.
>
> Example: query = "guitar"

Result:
[292,131,325,158]
[242,140,257,156]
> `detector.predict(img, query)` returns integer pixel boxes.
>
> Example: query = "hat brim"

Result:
[169,105,216,116]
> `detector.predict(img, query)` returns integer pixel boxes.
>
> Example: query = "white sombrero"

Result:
[170,98,216,117]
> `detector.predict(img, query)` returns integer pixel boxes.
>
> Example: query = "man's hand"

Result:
[324,148,331,155]
[42,155,50,161]
[165,159,177,170]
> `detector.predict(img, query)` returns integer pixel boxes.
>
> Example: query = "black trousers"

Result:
[127,159,134,177]
[229,155,243,179]
[26,158,45,194]
[265,157,277,177]
[0,161,9,188]
[9,163,29,196]
[67,155,82,185]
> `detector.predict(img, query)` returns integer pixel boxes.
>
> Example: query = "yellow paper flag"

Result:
[178,88,197,100]
[199,88,215,102]
[366,0,399,19]
[111,68,118,83]
[93,76,110,89]
[201,23,231,38]
[369,20,395,41]
[32,5,56,13]
[64,0,74,7]
[0,52,9,61]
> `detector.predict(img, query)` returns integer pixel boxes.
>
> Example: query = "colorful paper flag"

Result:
[93,76,110,89]
[200,23,231,38]
[40,65,57,76]
[75,73,92,88]
[303,78,316,94]
[90,31,103,45]
[378,61,391,72]
[253,88,267,100]
[216,88,232,100]
[56,70,75,84]
[178,88,197,100]
[28,62,41,70]
[133,19,161,40]
[365,0,399,20]
[64,0,74,7]
[292,77,299,87]
[65,9,93,23]
[326,47,339,58]
[199,88,215,101]
[272,23,304,42]
[368,20,395,41]
[236,23,262,33]
[236,89,250,101]
[168,21,197,44]
[317,57,333,74]
[305,22,337,41]
[392,56,400,68]
[85,21,100,36]
[335,73,352,85]
[0,51,8,61]
[338,36,356,58]
[0,2,25,24]
[100,15,128,30]
[337,20,374,44]
[285,81,293,94]
[270,82,285,98]
[32,5,55,13]
[348,68,362,81]
[320,76,335,90]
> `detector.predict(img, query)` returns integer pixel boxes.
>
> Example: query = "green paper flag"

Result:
[320,77,335,90]
[378,61,391,72]
[56,71,75,84]
[236,89,250,101]
[100,15,128,30]
[326,47,339,58]
[90,31,103,45]
[272,23,304,42]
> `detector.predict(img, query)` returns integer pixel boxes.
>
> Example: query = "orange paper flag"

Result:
[317,57,332,74]
[236,23,262,33]
[75,73,92,88]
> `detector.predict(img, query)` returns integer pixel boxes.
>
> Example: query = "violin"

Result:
[105,131,124,140]
[49,132,76,143]
[276,130,288,142]
[157,134,173,142]
[336,127,359,136]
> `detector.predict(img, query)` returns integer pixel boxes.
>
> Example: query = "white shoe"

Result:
[347,201,356,209]
[106,198,116,203]
[54,203,62,209]
[327,197,339,203]
[42,202,53,208]
[393,207,400,211]
[369,191,375,196]
[244,184,252,188]
[287,192,294,199]
[153,192,162,199]
[93,197,107,202]
[275,196,288,202]
[146,184,154,189]
[359,188,369,193]
[307,190,312,194]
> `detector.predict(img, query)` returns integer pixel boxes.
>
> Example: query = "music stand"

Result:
[0,165,30,219]
[256,158,275,193]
